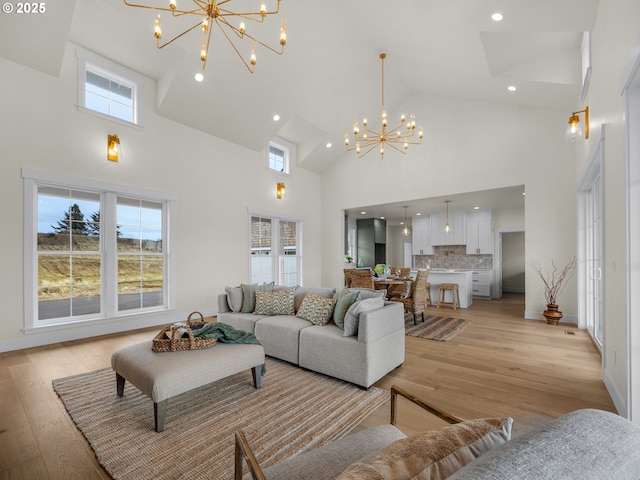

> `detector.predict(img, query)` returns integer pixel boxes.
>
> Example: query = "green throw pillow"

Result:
[254,288,296,315]
[296,291,337,325]
[334,289,361,330]
[241,282,274,313]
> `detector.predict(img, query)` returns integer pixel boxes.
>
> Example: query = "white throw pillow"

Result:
[343,297,385,336]
[225,285,243,312]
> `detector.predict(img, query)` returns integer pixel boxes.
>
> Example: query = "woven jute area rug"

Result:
[53,358,389,480]
[405,313,472,341]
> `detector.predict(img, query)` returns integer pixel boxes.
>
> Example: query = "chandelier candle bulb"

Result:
[169,0,175,9]
[200,37,207,63]
[250,45,256,66]
[154,15,161,39]
[239,21,246,34]
[202,17,208,33]
[280,19,286,45]
[260,2,266,16]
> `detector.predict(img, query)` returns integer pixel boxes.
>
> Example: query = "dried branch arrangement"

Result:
[529,256,577,305]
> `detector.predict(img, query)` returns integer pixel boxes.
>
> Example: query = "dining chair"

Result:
[344,269,354,287]
[398,268,411,278]
[349,269,375,289]
[391,269,429,324]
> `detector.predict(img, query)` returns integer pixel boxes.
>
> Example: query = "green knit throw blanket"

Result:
[194,322,266,375]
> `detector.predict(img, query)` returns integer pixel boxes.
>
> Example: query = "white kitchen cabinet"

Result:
[465,211,493,254]
[471,270,493,298]
[430,211,465,246]
[466,217,493,254]
[412,215,433,255]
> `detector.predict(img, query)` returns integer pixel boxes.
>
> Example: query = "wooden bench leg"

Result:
[251,366,262,389]
[155,400,167,432]
[116,373,125,397]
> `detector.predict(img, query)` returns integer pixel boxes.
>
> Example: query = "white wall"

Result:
[0,43,323,351]
[574,0,640,415]
[321,93,577,320]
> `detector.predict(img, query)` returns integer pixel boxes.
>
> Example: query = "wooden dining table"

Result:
[373,278,412,297]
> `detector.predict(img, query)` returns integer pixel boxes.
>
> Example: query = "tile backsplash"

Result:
[415,245,493,270]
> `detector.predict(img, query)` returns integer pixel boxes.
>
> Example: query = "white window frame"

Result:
[22,169,175,332]
[248,209,303,286]
[267,137,294,175]
[76,48,145,128]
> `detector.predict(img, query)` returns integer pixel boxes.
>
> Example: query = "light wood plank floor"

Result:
[0,293,614,479]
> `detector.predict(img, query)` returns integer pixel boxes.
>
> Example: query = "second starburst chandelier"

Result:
[345,52,423,158]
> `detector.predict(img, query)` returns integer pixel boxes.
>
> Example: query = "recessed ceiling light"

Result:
[416,213,422,216]
[326,142,332,148]
[507,85,517,92]
[194,73,204,82]
[381,216,385,220]
[273,114,280,122]
[522,192,526,196]
[491,12,504,21]
[474,206,480,210]
[361,211,366,215]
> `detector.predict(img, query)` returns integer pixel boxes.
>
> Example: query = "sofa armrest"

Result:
[391,385,464,425]
[357,301,404,343]
[218,293,231,314]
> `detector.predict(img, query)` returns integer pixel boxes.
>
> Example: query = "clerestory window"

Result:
[77,48,144,127]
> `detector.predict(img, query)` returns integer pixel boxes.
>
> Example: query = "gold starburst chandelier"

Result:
[345,52,423,158]
[123,0,287,73]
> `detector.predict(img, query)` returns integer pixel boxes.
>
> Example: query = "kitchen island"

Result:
[427,270,473,308]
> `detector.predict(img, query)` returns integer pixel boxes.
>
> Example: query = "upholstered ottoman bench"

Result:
[111,342,265,432]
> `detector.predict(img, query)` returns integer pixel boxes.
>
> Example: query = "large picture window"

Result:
[23,170,174,331]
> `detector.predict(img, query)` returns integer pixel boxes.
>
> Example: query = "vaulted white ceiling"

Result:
[0,0,599,173]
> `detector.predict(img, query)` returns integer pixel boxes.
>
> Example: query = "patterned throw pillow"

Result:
[333,288,361,330]
[337,417,513,480]
[241,282,274,313]
[296,292,337,325]
[254,288,295,315]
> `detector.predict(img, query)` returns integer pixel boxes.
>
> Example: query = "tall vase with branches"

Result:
[529,256,577,325]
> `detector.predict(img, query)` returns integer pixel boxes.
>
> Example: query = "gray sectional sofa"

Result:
[236,405,640,479]
[217,285,405,388]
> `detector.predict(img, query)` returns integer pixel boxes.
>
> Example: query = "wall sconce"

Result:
[107,134,120,161]
[276,182,285,199]
[565,106,589,141]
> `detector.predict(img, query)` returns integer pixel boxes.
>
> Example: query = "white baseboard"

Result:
[1,309,217,353]
[604,368,626,417]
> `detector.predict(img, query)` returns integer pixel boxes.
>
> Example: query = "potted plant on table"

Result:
[529,256,577,325]
[374,263,391,279]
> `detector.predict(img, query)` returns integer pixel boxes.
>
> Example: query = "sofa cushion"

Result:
[296,292,337,326]
[225,285,243,312]
[343,297,385,336]
[216,312,268,334]
[254,315,312,364]
[334,289,361,329]
[294,287,336,312]
[337,417,513,480]
[241,282,274,313]
[254,288,295,316]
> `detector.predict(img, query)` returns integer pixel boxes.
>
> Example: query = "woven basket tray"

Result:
[151,312,217,352]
